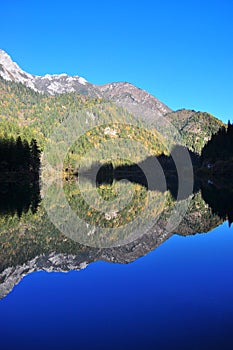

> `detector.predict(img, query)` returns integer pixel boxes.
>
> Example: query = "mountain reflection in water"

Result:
[0,162,232,299]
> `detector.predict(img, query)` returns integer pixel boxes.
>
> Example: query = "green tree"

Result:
[30,139,41,174]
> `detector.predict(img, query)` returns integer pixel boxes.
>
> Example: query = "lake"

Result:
[0,176,232,350]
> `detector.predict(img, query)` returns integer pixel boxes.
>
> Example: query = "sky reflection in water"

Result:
[0,222,233,350]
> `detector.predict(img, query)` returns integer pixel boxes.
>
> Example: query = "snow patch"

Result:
[44,74,53,80]
[78,76,87,85]
[0,49,90,95]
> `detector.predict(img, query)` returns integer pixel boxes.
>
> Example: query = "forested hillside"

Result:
[165,109,224,153]
[0,77,225,158]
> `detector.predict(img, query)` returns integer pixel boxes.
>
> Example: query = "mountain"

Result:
[0,49,225,154]
[166,109,224,153]
[0,49,171,118]
[0,49,98,95]
[0,190,223,299]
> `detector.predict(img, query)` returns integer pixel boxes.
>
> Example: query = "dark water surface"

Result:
[0,167,233,350]
[0,221,233,350]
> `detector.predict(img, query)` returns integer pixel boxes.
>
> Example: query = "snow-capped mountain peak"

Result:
[0,49,22,74]
[0,49,171,117]
[0,49,89,95]
[0,49,37,90]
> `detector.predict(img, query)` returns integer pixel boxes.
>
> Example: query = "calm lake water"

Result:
[0,174,232,349]
[0,221,233,349]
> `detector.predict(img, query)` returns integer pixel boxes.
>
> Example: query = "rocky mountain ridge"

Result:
[0,49,171,118]
[0,49,224,153]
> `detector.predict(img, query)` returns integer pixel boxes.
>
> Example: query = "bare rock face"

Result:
[99,82,171,117]
[0,49,171,118]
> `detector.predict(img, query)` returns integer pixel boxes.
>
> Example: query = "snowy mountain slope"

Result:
[0,49,171,117]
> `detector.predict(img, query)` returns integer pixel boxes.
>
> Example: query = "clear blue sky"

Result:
[0,0,232,122]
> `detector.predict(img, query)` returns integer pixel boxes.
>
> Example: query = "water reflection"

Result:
[0,180,40,217]
[201,185,233,226]
[0,163,232,298]
[81,155,233,226]
[79,145,199,200]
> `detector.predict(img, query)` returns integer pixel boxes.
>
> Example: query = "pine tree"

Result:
[30,138,41,174]
[16,136,24,170]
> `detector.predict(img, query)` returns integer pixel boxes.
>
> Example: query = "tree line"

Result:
[0,136,40,175]
[201,121,233,162]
